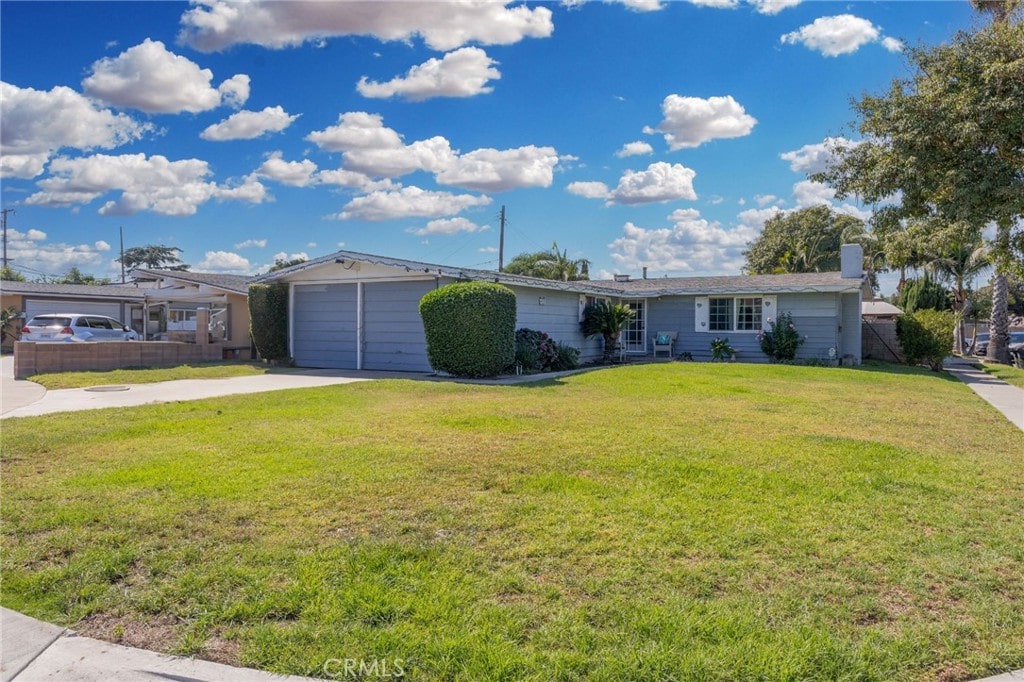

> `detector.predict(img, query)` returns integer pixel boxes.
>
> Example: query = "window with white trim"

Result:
[709,296,762,332]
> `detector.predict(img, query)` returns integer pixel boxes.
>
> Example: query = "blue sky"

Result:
[0,1,977,288]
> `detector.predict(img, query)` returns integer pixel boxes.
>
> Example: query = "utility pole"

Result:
[498,205,506,272]
[1,208,13,270]
[119,226,125,283]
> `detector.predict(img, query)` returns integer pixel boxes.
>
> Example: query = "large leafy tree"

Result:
[56,267,110,285]
[503,242,590,281]
[743,205,865,275]
[816,18,1024,363]
[119,245,189,272]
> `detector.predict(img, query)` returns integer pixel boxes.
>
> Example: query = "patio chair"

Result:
[652,331,677,358]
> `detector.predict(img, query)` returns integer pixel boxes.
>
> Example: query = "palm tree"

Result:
[926,236,992,353]
[580,300,635,363]
[504,242,590,281]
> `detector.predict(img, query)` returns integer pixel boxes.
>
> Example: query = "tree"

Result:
[0,265,26,281]
[580,300,635,363]
[923,227,992,353]
[743,206,865,275]
[816,18,1024,363]
[269,257,307,272]
[56,267,110,285]
[503,242,590,281]
[119,245,189,272]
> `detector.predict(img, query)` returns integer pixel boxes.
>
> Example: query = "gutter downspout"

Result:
[356,281,364,370]
[288,283,295,360]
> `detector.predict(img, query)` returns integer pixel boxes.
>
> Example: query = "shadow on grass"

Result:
[850,359,962,383]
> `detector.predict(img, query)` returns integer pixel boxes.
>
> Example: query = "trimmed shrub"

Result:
[897,309,955,371]
[758,311,805,362]
[513,328,580,373]
[419,281,516,377]
[248,282,290,362]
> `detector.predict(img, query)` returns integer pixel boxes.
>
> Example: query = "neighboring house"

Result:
[861,300,903,321]
[131,269,253,355]
[0,281,145,351]
[259,244,864,371]
[0,271,254,356]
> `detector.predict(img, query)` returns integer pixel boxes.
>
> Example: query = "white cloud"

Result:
[881,36,904,53]
[255,151,318,187]
[218,74,251,108]
[357,47,500,101]
[234,238,267,249]
[780,137,856,175]
[755,194,780,207]
[316,167,397,192]
[566,181,611,200]
[179,0,554,52]
[792,179,837,207]
[435,145,559,191]
[3,228,115,277]
[25,153,267,216]
[780,15,883,57]
[307,112,405,152]
[644,94,757,150]
[410,217,489,236]
[200,106,299,141]
[607,208,759,275]
[688,0,738,7]
[0,81,150,179]
[615,141,654,158]
[336,186,491,221]
[609,162,698,205]
[196,250,252,273]
[479,246,498,253]
[737,206,783,231]
[619,0,665,11]
[747,0,801,14]
[82,39,249,113]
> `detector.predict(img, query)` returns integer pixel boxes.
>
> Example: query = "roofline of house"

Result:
[131,268,252,294]
[257,249,864,297]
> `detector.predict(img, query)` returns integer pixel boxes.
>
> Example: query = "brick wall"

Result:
[14,341,225,379]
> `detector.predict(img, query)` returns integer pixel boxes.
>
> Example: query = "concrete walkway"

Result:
[1,607,317,681]
[943,357,1024,431]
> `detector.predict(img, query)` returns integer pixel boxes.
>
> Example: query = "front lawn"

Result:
[27,361,271,389]
[2,363,1022,681]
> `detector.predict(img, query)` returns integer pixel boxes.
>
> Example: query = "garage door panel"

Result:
[363,281,434,372]
[26,299,123,320]
[292,284,357,368]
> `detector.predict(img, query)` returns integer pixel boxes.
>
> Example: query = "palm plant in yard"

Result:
[580,300,635,363]
[924,229,991,354]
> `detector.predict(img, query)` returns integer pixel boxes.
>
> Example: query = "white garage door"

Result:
[25,299,124,321]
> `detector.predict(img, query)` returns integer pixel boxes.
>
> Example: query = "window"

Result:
[709,297,762,332]
[709,298,734,331]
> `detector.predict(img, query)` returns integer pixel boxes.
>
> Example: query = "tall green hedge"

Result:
[248,282,289,361]
[897,309,955,371]
[419,281,516,377]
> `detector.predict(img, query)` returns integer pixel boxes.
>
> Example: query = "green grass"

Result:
[2,363,1022,681]
[27,362,271,389]
[977,361,1024,389]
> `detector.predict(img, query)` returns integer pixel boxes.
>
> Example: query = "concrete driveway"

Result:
[0,355,381,419]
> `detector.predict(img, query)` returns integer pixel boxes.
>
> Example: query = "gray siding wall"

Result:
[363,280,435,371]
[512,286,602,362]
[646,292,845,362]
[292,284,357,368]
[839,292,862,364]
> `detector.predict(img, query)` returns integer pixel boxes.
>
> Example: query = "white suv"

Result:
[21,314,140,342]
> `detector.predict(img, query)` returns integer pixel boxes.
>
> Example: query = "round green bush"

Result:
[419,281,516,377]
[896,309,955,371]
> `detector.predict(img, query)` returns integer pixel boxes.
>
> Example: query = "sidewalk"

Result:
[943,357,1024,431]
[1,607,317,681]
